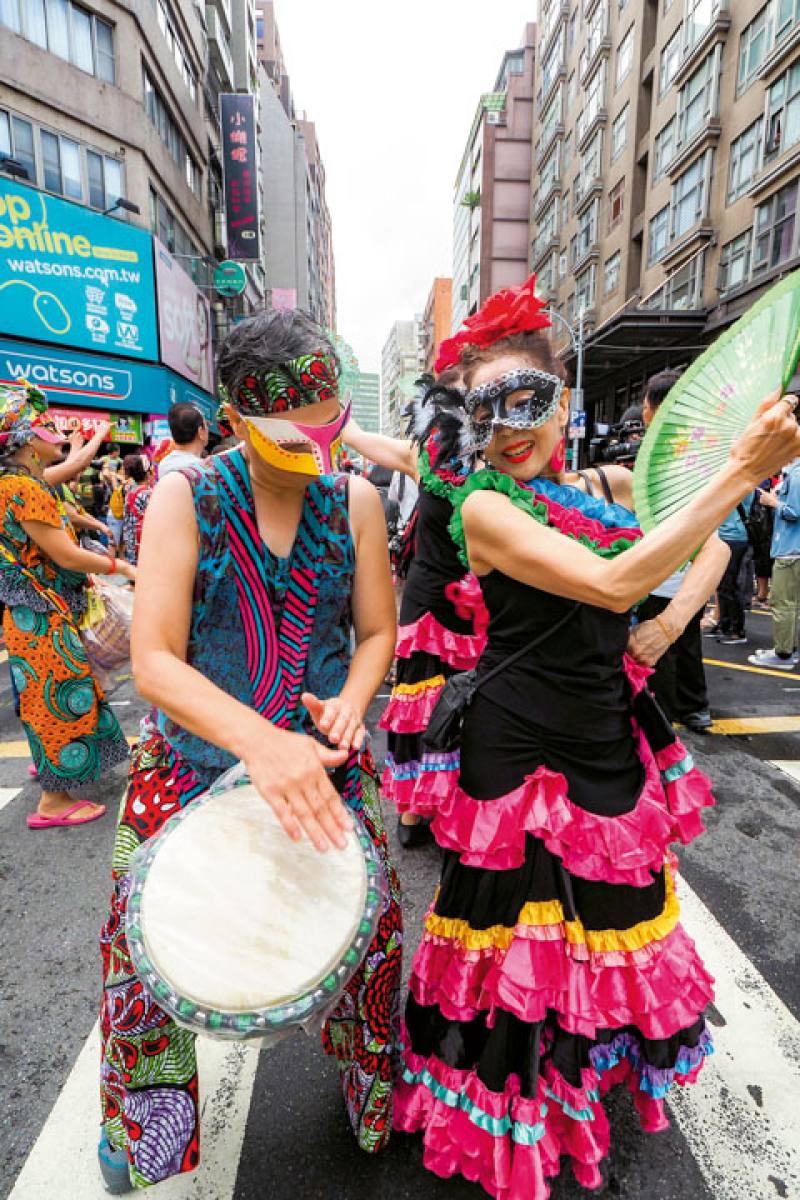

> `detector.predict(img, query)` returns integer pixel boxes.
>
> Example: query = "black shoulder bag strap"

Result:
[422,600,581,752]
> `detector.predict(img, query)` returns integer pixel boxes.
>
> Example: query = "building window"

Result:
[582,2,609,74]
[0,105,124,210]
[718,230,752,292]
[562,187,571,221]
[615,25,634,89]
[671,151,711,239]
[568,7,577,49]
[653,117,676,180]
[608,179,624,230]
[728,118,763,203]
[765,63,800,162]
[0,0,115,82]
[541,29,565,97]
[677,47,720,147]
[646,252,706,310]
[611,103,628,161]
[570,233,578,265]
[563,131,572,169]
[604,250,621,295]
[559,249,568,279]
[533,197,560,259]
[149,184,200,258]
[776,0,800,42]
[753,180,798,272]
[660,25,682,97]
[577,61,606,141]
[152,0,197,101]
[577,197,599,258]
[540,88,562,148]
[143,65,201,195]
[737,5,771,95]
[685,0,718,51]
[576,263,597,310]
[649,205,670,263]
[538,145,560,203]
[663,0,674,10]
[579,129,603,191]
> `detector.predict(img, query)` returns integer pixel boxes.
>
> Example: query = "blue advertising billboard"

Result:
[0,179,158,361]
[0,337,216,423]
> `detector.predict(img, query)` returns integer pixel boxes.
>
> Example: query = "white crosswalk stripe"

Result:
[0,786,21,812]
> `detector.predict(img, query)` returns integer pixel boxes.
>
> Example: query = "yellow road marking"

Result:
[0,736,137,758]
[708,716,800,735]
[704,657,798,681]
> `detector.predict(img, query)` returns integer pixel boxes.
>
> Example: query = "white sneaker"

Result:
[747,649,795,669]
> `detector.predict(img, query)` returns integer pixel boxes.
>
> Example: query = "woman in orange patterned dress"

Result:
[0,382,134,828]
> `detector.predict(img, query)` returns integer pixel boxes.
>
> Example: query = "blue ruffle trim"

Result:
[522,476,640,532]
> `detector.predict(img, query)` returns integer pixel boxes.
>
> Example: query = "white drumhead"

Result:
[140,783,367,1013]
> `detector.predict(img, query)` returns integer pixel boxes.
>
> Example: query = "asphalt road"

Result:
[1,605,798,1200]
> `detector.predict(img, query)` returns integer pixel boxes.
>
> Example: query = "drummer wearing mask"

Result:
[99,311,402,1192]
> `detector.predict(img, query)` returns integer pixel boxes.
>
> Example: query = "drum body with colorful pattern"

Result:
[126,771,385,1044]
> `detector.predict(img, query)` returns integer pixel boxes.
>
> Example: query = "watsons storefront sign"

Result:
[0,179,158,361]
[0,338,217,424]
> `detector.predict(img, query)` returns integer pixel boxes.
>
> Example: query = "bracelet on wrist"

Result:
[654,613,677,643]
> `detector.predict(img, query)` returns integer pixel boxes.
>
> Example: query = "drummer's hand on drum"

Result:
[242,725,352,853]
[728,389,800,484]
[301,691,366,752]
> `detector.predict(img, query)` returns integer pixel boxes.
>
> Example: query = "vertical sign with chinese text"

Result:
[220,94,260,261]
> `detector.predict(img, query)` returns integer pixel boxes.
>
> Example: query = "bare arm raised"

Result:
[342,416,419,480]
[464,391,800,613]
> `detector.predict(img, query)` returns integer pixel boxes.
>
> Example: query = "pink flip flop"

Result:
[27,802,106,829]
[28,763,38,779]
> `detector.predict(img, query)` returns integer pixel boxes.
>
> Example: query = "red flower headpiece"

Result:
[435,273,551,374]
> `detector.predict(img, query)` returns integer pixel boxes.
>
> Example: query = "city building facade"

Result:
[0,0,223,437]
[531,0,800,429]
[420,276,453,372]
[381,319,422,436]
[453,24,537,328]
[350,370,381,433]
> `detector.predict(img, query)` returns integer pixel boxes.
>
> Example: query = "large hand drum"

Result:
[126,775,384,1042]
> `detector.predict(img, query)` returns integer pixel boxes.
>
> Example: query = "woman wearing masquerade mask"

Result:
[98,310,402,1192]
[342,371,488,849]
[0,382,133,830]
[395,278,800,1196]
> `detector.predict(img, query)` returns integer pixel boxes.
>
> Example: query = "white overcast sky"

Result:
[273,0,536,373]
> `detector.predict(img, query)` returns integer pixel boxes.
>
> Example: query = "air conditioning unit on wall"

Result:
[486,110,506,126]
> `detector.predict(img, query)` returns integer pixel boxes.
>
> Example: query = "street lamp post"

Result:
[545,306,586,469]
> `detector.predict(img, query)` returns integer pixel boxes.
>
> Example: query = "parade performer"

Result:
[99,311,402,1192]
[0,382,132,829]
[394,284,800,1197]
[343,373,488,847]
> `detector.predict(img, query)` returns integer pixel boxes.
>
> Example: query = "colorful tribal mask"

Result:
[221,350,340,416]
[245,399,352,476]
[0,379,51,454]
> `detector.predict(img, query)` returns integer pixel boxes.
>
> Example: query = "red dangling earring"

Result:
[549,436,566,474]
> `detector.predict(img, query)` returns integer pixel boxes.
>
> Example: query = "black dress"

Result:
[394,472,716,1199]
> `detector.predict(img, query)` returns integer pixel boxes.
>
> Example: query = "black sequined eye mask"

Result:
[465,368,563,451]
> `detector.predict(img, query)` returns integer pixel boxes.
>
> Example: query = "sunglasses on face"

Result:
[465,368,564,452]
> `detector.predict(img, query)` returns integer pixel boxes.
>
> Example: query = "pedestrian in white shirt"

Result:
[158,404,209,476]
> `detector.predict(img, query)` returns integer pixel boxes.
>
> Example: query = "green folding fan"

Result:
[633,267,800,532]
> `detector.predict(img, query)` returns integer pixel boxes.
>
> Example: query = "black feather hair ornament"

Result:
[402,375,475,474]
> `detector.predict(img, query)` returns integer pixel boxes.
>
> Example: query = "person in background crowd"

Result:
[633,370,724,731]
[749,480,777,607]
[44,420,112,491]
[121,454,154,565]
[101,442,123,477]
[157,403,209,476]
[707,488,757,645]
[0,382,133,828]
[749,456,800,669]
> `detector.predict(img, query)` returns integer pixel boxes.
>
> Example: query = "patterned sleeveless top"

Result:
[157,447,355,781]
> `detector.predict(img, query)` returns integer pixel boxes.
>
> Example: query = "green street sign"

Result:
[214,260,247,297]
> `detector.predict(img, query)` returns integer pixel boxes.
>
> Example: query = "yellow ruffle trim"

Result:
[425,868,680,954]
[393,675,445,696]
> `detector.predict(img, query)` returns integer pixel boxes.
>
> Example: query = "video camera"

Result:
[588,409,645,468]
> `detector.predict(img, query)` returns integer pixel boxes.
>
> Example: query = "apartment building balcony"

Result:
[672,9,732,89]
[540,66,567,111]
[573,243,600,274]
[534,179,562,220]
[757,19,800,81]
[574,175,602,213]
[532,235,561,269]
[666,119,721,179]
[536,122,565,166]
[577,109,608,153]
[206,6,235,90]
[580,37,612,87]
[541,2,570,59]
[746,142,800,202]
[660,222,715,271]
[583,0,601,19]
